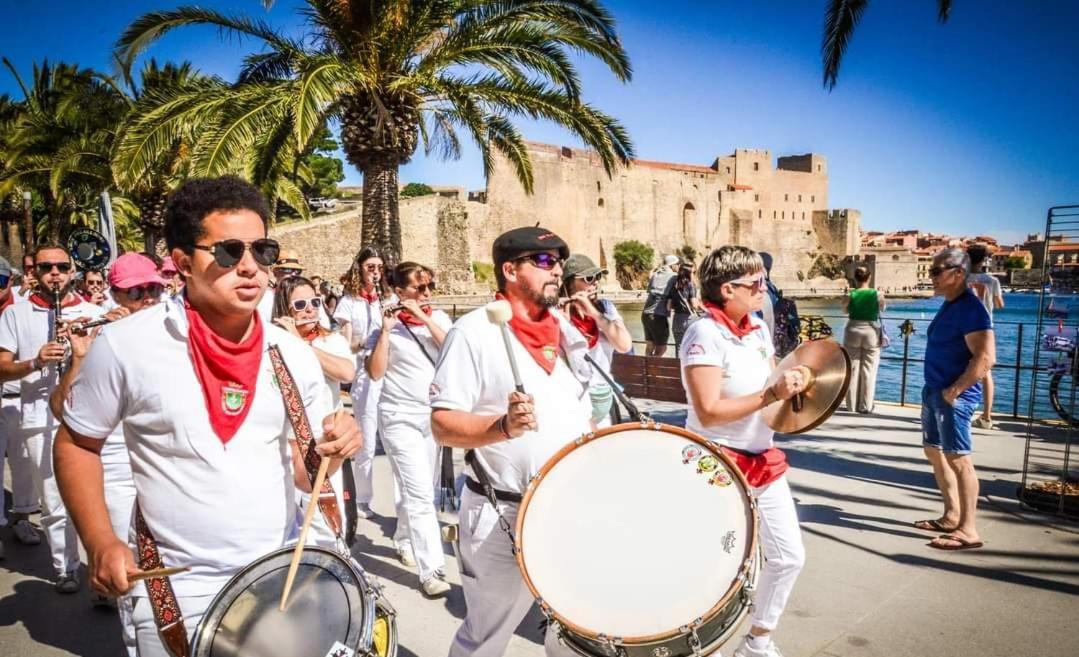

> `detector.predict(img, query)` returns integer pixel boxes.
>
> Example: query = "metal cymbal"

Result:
[762,339,851,434]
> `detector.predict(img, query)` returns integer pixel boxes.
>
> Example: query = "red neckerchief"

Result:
[301,323,321,344]
[29,292,82,310]
[360,288,379,303]
[568,309,600,349]
[721,446,789,488]
[184,298,264,445]
[703,301,755,338]
[498,293,561,374]
[398,304,432,327]
[0,293,14,315]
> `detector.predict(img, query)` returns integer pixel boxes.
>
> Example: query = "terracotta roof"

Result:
[728,183,753,191]
[1048,244,1079,251]
[632,158,717,174]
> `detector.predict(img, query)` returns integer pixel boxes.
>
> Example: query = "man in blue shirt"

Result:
[918,248,995,550]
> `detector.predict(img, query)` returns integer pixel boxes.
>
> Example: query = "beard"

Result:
[520,276,560,307]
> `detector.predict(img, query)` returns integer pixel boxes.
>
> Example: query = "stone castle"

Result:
[271,141,861,294]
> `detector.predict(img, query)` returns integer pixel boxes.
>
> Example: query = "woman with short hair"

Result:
[842,266,885,414]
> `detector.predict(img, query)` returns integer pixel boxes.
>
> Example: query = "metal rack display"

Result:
[1020,204,1079,516]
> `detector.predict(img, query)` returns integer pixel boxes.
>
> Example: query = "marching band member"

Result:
[0,244,105,592]
[334,248,390,519]
[14,253,37,301]
[53,176,360,657]
[679,246,807,657]
[79,269,109,306]
[272,274,356,546]
[559,253,632,427]
[366,262,452,597]
[431,227,593,657]
[160,256,183,297]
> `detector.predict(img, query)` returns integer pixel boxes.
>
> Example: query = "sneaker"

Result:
[972,417,996,430]
[356,503,373,519]
[733,635,784,657]
[56,571,80,594]
[396,545,417,567]
[13,519,42,545]
[91,593,117,609]
[421,572,450,597]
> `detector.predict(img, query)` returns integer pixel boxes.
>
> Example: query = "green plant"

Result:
[1006,255,1027,270]
[401,182,434,199]
[472,261,495,289]
[807,252,845,279]
[676,244,697,265]
[613,240,654,290]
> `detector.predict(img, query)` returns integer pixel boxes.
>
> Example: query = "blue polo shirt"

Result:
[925,289,992,399]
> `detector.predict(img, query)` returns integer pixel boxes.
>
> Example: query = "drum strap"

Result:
[463,449,520,552]
[134,504,191,657]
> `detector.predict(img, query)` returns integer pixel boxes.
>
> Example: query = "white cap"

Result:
[664,255,679,267]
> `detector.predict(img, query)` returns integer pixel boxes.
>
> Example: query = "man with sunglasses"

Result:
[53,175,360,656]
[432,226,593,657]
[14,253,37,302]
[0,243,106,593]
[80,269,109,306]
[917,248,994,551]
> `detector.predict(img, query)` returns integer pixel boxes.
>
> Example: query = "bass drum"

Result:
[190,545,397,657]
[517,423,759,657]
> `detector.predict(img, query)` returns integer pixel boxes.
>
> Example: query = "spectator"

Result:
[917,248,994,551]
[665,262,702,353]
[641,255,678,357]
[966,244,1003,430]
[842,266,885,414]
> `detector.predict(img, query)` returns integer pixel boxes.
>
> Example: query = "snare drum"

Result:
[190,546,397,657]
[517,423,759,657]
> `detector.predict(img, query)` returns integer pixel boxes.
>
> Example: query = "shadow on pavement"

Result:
[0,578,124,657]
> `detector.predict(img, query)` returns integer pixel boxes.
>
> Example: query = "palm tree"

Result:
[821,0,951,89]
[115,0,634,264]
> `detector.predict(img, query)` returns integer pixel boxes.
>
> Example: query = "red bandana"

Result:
[29,292,82,310]
[301,323,321,343]
[721,446,789,488]
[569,310,600,349]
[360,289,379,303]
[397,305,432,327]
[0,293,14,315]
[184,299,264,445]
[498,294,561,374]
[703,301,755,338]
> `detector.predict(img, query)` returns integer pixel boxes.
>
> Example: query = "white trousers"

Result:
[0,395,36,521]
[350,375,383,505]
[749,476,805,631]
[379,408,445,582]
[106,471,138,657]
[449,489,574,657]
[132,593,214,657]
[23,425,80,575]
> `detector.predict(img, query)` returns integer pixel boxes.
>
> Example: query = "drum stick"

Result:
[128,566,190,582]
[485,300,525,393]
[279,411,342,611]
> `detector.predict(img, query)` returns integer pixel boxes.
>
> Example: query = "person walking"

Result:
[966,244,1003,429]
[665,262,702,354]
[641,255,678,357]
[842,266,885,414]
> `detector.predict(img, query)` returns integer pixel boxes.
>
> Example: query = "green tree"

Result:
[299,126,344,199]
[613,239,654,290]
[1006,255,1028,270]
[115,0,634,266]
[400,182,434,199]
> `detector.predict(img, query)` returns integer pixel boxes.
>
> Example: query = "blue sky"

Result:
[3,1,1076,246]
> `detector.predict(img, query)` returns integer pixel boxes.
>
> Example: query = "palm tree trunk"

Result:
[361,161,402,267]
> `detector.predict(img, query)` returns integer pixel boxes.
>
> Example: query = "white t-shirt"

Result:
[967,272,1002,322]
[430,307,593,493]
[311,331,351,410]
[679,315,776,454]
[0,296,105,429]
[63,296,333,597]
[366,310,453,414]
[333,294,386,375]
[584,299,629,384]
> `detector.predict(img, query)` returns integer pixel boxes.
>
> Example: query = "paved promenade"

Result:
[1,402,1077,657]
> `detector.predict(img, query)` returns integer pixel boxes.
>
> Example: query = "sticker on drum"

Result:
[709,468,733,487]
[681,444,703,464]
[696,454,719,474]
[325,641,355,657]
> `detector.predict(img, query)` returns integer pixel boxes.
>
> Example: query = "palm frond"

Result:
[821,0,870,90]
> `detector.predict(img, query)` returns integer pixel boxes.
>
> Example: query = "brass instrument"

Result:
[762,340,852,434]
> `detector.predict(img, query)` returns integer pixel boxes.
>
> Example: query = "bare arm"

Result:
[684,364,805,427]
[312,347,355,383]
[600,315,633,353]
[365,327,391,381]
[943,330,996,404]
[878,290,887,312]
[0,349,39,383]
[432,391,536,449]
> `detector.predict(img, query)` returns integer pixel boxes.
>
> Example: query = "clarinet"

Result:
[51,283,69,376]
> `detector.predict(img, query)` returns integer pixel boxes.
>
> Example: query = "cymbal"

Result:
[762,340,851,434]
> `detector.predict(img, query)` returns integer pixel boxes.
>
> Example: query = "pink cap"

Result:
[109,253,167,289]
[160,256,178,275]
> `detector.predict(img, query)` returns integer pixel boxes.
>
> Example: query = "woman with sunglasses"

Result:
[334,248,392,520]
[365,261,452,597]
[679,246,808,657]
[272,275,356,546]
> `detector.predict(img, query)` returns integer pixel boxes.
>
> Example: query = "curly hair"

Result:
[342,246,388,298]
[164,176,271,254]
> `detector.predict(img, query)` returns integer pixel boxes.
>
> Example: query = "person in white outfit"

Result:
[335,247,391,519]
[680,245,809,657]
[965,243,1004,429]
[432,226,594,657]
[0,244,106,592]
[272,274,356,547]
[53,176,360,657]
[367,261,452,596]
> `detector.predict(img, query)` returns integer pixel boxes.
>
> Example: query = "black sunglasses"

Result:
[192,238,280,268]
[290,297,323,312]
[515,253,563,271]
[36,261,73,274]
[118,284,164,301]
[928,264,960,277]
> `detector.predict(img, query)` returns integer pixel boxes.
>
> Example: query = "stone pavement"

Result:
[1,402,1077,657]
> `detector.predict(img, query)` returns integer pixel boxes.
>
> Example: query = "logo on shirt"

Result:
[542,345,557,362]
[687,343,705,356]
[221,384,249,416]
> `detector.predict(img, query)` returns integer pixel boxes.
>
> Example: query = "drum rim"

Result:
[189,545,376,656]
[515,421,760,644]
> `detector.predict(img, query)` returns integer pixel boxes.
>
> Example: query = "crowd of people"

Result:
[0,173,1001,657]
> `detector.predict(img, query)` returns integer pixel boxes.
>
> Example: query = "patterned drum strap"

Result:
[268,345,344,537]
[135,503,190,657]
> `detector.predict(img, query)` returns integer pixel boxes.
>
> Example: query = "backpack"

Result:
[771,288,801,359]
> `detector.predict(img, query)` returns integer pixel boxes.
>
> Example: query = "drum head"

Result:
[517,424,756,642]
[192,546,372,657]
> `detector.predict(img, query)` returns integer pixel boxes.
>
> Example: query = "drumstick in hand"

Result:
[128,566,190,583]
[485,300,526,393]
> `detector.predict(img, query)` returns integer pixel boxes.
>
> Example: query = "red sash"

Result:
[722,446,788,488]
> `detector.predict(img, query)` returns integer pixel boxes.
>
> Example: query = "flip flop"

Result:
[914,518,958,532]
[928,534,984,551]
